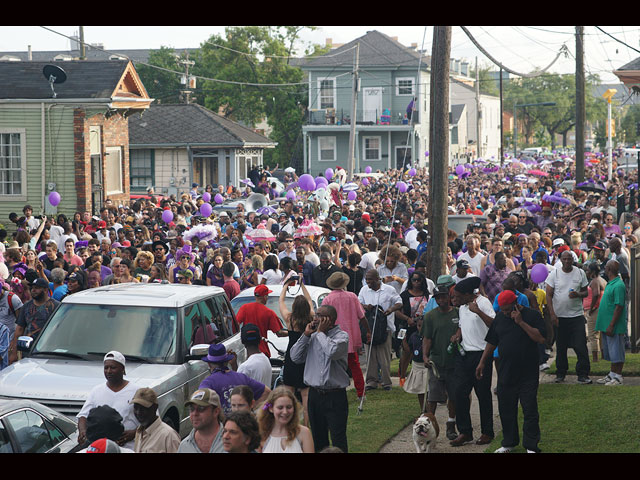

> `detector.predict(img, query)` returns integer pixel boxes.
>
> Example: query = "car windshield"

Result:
[33,304,178,363]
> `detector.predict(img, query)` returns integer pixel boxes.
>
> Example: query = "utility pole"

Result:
[180,52,195,105]
[575,26,586,183]
[79,26,86,60]
[348,43,360,181]
[426,26,451,282]
[475,57,482,159]
[499,67,504,166]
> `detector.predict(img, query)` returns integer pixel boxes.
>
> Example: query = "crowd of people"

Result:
[0,147,637,453]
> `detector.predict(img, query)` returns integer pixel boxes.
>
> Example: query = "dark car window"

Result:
[184,303,202,349]
[213,295,239,337]
[4,410,57,453]
[198,299,221,344]
[0,421,14,453]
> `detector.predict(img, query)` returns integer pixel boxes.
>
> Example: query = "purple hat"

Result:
[12,262,27,277]
[201,343,235,364]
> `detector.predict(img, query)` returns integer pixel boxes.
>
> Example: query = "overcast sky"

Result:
[1,26,638,84]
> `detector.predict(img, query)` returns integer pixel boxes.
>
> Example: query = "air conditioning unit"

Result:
[310,109,327,124]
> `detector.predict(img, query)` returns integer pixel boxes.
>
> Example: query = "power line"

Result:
[594,26,640,55]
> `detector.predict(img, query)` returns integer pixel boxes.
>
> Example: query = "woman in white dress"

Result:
[257,387,314,453]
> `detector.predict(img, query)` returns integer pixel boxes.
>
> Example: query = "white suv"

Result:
[0,283,245,439]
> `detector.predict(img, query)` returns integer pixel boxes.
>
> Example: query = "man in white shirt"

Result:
[76,351,140,450]
[236,323,273,388]
[302,238,320,266]
[449,276,496,447]
[359,237,380,275]
[358,269,403,392]
[545,250,591,384]
[457,235,485,276]
[23,205,40,232]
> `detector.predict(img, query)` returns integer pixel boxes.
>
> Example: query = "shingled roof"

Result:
[128,103,275,147]
[300,30,430,70]
[0,60,135,99]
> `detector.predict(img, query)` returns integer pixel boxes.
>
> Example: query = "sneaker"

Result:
[539,363,550,372]
[494,446,513,453]
[446,421,457,441]
[527,449,537,453]
[577,376,593,384]
[554,375,565,383]
[605,376,623,386]
[597,374,613,385]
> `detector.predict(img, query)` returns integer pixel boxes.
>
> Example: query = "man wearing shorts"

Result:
[422,284,459,441]
[596,260,627,386]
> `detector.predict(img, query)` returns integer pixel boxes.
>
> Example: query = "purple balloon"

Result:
[315,176,328,188]
[396,181,408,193]
[299,174,316,192]
[347,190,357,201]
[286,190,296,201]
[200,203,212,217]
[48,191,61,206]
[162,209,174,223]
[408,168,417,177]
[425,151,429,157]
[325,168,334,180]
[455,165,465,175]
[365,166,372,174]
[530,263,549,284]
[362,177,369,186]
[202,192,211,203]
[214,194,224,204]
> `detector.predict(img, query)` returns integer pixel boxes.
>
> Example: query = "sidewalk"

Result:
[377,348,639,453]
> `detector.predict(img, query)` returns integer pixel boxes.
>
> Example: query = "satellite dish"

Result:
[42,65,67,98]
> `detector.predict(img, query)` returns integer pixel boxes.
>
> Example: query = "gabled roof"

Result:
[0,60,151,108]
[128,103,275,147]
[300,30,430,70]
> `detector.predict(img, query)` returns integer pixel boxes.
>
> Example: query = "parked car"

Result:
[0,283,244,439]
[229,284,331,384]
[0,399,79,453]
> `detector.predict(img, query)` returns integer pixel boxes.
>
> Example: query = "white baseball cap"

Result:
[103,351,126,369]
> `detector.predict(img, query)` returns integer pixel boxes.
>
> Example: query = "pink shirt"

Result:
[321,290,366,353]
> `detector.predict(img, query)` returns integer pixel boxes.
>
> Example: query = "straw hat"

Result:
[326,272,350,290]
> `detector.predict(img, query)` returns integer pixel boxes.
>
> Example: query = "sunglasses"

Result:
[188,405,212,413]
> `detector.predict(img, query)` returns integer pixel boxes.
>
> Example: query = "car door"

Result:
[211,294,245,365]
[182,302,210,406]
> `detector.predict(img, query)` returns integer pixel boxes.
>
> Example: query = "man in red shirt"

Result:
[222,262,241,301]
[235,284,287,357]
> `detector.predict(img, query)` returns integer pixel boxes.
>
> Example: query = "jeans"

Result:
[308,387,349,453]
[497,378,540,452]
[453,350,494,438]
[555,316,591,378]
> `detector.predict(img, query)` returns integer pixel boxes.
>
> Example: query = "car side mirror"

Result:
[186,344,210,361]
[17,336,33,352]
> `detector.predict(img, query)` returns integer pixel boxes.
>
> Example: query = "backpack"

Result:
[361,305,388,346]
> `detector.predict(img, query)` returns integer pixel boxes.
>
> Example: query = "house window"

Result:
[130,149,154,189]
[451,126,459,145]
[0,130,25,196]
[396,78,415,96]
[363,137,381,161]
[318,136,336,162]
[105,147,123,195]
[318,78,336,110]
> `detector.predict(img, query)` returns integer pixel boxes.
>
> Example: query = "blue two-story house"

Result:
[301,31,430,176]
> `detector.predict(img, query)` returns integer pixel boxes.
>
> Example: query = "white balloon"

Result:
[315,187,326,198]
[327,182,340,191]
[319,200,329,210]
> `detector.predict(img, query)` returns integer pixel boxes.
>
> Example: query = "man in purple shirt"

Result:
[479,252,511,303]
[198,344,270,415]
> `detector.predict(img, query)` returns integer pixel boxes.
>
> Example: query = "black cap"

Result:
[454,276,481,294]
[85,405,124,443]
[241,323,261,345]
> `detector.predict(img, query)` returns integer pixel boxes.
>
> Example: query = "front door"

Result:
[90,155,103,216]
[363,87,383,124]
[396,146,412,170]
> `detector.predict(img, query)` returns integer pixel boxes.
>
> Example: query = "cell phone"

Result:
[397,328,407,340]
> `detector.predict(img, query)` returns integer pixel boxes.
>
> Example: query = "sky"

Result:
[1,26,639,84]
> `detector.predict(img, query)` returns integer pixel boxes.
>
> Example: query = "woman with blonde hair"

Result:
[257,387,314,453]
[133,250,154,281]
[241,254,263,289]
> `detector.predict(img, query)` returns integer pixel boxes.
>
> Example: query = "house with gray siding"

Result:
[128,103,276,195]
[0,60,151,227]
[300,31,431,176]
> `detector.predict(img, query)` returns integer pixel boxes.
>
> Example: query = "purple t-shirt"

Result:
[199,369,266,414]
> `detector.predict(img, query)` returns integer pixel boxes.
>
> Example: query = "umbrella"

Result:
[552,160,565,168]
[527,169,549,177]
[294,219,322,239]
[545,195,572,206]
[514,174,528,182]
[182,224,218,244]
[245,222,276,242]
[575,181,606,194]
[510,207,533,217]
[241,178,255,188]
[342,182,359,192]
[285,167,296,173]
[256,206,277,216]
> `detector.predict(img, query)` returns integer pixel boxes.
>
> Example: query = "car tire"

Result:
[162,412,179,433]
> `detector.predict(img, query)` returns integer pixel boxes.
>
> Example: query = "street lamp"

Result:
[513,102,556,157]
[602,88,617,181]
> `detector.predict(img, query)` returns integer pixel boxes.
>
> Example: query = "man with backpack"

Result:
[358,269,403,391]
